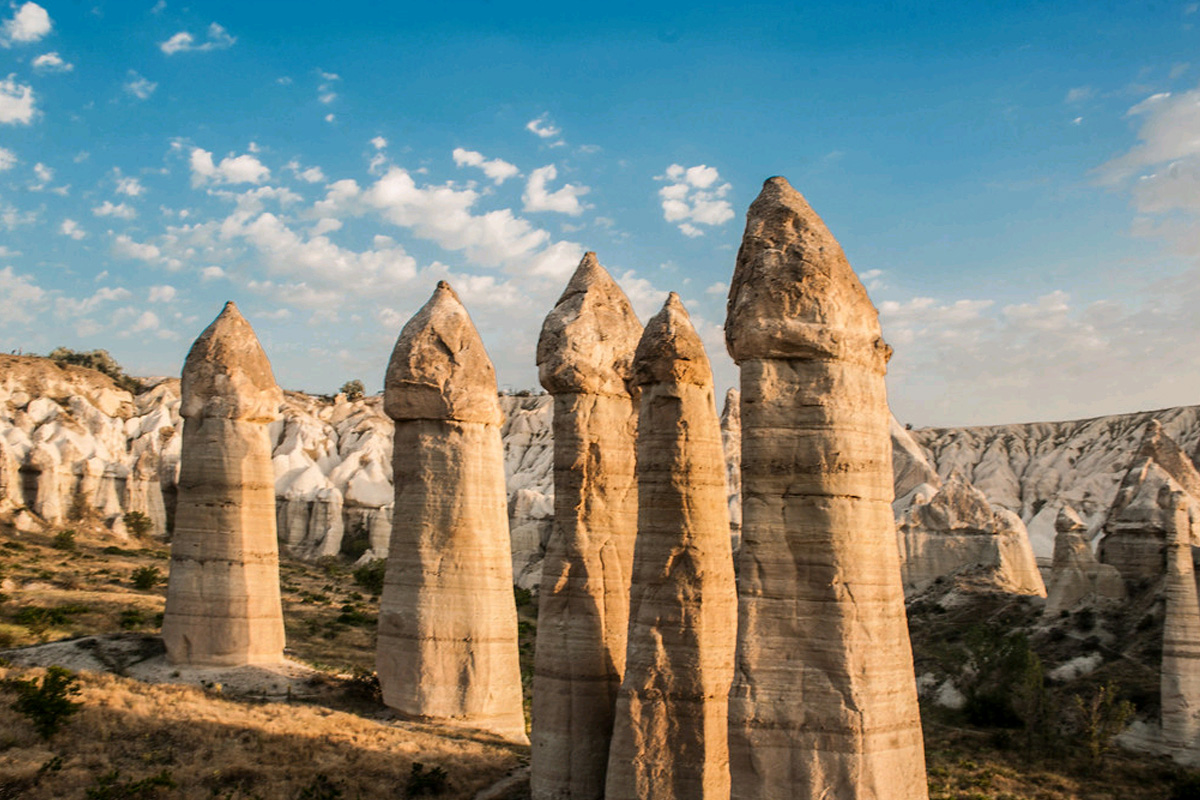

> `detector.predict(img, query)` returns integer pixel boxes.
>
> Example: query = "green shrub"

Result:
[353,559,386,596]
[513,586,533,608]
[960,626,1044,732]
[339,380,365,401]
[406,762,449,796]
[335,606,375,627]
[52,530,76,551]
[118,610,145,630]
[48,347,143,394]
[4,666,82,739]
[123,511,153,538]
[131,566,161,590]
[297,774,342,800]
[84,768,175,799]
[1074,681,1135,765]
[14,604,88,636]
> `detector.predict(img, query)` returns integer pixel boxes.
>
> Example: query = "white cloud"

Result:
[522,165,589,215]
[1,3,51,46]
[130,310,160,332]
[324,113,335,123]
[160,22,235,54]
[657,163,734,236]
[1096,86,1200,186]
[148,285,176,302]
[453,148,519,185]
[285,161,325,183]
[32,51,71,72]
[189,147,270,186]
[526,113,561,140]
[115,175,144,196]
[201,265,225,280]
[111,234,161,262]
[124,71,157,100]
[0,266,44,323]
[59,219,85,239]
[0,146,14,170]
[370,136,387,150]
[32,161,50,184]
[317,70,339,105]
[93,200,136,220]
[1065,86,1094,104]
[0,75,35,124]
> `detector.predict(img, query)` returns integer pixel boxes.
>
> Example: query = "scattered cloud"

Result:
[453,148,519,185]
[525,113,562,144]
[124,71,157,100]
[286,161,326,183]
[189,147,270,186]
[657,163,734,236]
[59,219,85,239]
[0,146,14,171]
[0,75,35,124]
[0,266,45,323]
[200,265,225,280]
[1064,86,1094,104]
[148,285,176,302]
[160,22,235,54]
[115,175,144,196]
[32,51,71,72]
[370,136,387,150]
[93,200,137,220]
[32,161,50,184]
[522,165,589,215]
[1,3,51,46]
[111,233,161,262]
[317,70,339,105]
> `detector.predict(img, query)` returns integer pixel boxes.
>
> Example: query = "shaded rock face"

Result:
[1162,495,1200,757]
[531,253,642,800]
[1044,506,1124,616]
[161,302,286,667]
[720,389,742,550]
[724,178,927,800]
[897,476,1046,596]
[605,295,737,800]
[1100,421,1200,580]
[376,282,527,745]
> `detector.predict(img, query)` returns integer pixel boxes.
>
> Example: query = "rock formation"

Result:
[1162,493,1200,756]
[724,177,927,799]
[0,438,21,512]
[531,253,642,798]
[896,476,1045,596]
[605,294,737,800]
[376,281,527,744]
[1044,505,1124,616]
[27,443,63,524]
[719,389,742,551]
[161,302,286,666]
[1100,421,1200,580]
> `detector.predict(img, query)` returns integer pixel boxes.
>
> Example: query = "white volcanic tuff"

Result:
[911,405,1200,558]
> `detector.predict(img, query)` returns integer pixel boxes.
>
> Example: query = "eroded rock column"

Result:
[725,177,927,800]
[532,253,642,799]
[1163,493,1200,755]
[605,294,737,800]
[377,281,527,744]
[161,301,286,666]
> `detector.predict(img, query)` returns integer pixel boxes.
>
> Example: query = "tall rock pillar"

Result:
[1162,493,1200,755]
[377,281,527,744]
[532,253,643,799]
[724,177,927,799]
[162,302,286,666]
[604,294,737,800]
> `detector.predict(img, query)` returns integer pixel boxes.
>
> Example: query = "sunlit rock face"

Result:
[604,294,737,800]
[896,476,1046,597]
[1162,494,1200,760]
[1044,505,1124,616]
[376,281,527,745]
[161,302,286,667]
[724,177,928,800]
[531,253,642,800]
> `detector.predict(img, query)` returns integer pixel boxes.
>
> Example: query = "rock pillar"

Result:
[377,281,527,744]
[161,301,286,666]
[604,294,737,800]
[532,253,643,798]
[1163,493,1200,754]
[724,177,927,800]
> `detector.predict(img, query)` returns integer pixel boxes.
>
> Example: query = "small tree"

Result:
[123,511,153,538]
[1074,681,1135,765]
[339,380,365,401]
[131,566,161,590]
[5,666,82,739]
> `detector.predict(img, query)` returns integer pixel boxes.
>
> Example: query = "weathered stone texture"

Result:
[724,177,927,800]
[532,254,642,799]
[161,301,286,666]
[1044,505,1124,616]
[1163,494,1200,756]
[377,281,527,745]
[605,294,737,800]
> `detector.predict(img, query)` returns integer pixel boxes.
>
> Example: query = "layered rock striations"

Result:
[161,302,286,666]
[531,253,642,799]
[1162,494,1200,757]
[376,282,526,744]
[724,177,927,799]
[605,294,737,800]
[896,476,1045,596]
[1044,505,1124,616]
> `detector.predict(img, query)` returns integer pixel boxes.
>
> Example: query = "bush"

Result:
[118,610,145,630]
[4,666,82,739]
[52,530,76,551]
[123,511,153,538]
[960,626,1045,732]
[48,347,143,394]
[339,380,365,402]
[406,762,449,796]
[15,604,88,637]
[84,769,175,799]
[131,566,161,590]
[353,559,387,596]
[1074,681,1135,765]
[297,774,342,800]
[513,586,533,608]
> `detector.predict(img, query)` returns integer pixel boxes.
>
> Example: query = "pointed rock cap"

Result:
[180,301,281,421]
[1131,419,1200,501]
[385,281,503,424]
[1055,504,1087,534]
[632,293,713,390]
[725,176,891,370]
[537,252,643,396]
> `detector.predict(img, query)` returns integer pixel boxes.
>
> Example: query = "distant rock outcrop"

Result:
[376,282,527,745]
[1044,506,1124,616]
[1162,494,1200,759]
[724,177,927,799]
[161,302,286,666]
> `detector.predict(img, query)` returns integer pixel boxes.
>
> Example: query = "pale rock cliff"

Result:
[1044,506,1124,616]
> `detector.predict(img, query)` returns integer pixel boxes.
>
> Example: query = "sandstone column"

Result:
[377,281,527,744]
[724,177,927,800]
[605,294,737,800]
[532,253,642,799]
[161,301,286,666]
[1163,492,1200,754]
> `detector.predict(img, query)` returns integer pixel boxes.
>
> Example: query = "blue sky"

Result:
[1,1,1199,426]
